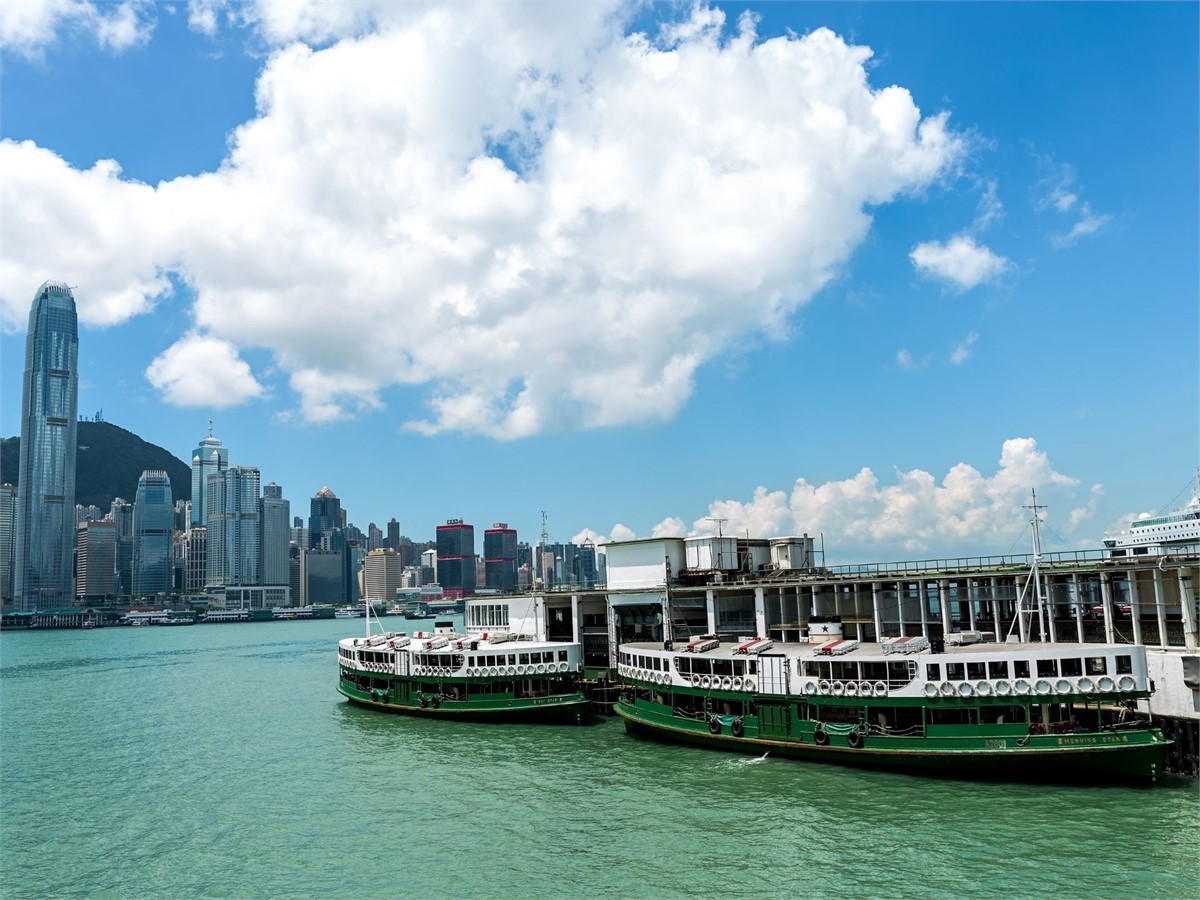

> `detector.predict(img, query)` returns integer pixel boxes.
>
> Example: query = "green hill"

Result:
[0,421,190,510]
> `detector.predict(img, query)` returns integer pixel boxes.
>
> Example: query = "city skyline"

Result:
[1,3,1196,564]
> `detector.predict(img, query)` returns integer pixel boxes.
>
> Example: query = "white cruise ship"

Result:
[1103,471,1200,555]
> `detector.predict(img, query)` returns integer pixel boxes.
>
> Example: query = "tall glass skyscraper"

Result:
[132,470,174,597]
[190,424,228,529]
[14,282,79,611]
[206,466,260,586]
[258,482,290,587]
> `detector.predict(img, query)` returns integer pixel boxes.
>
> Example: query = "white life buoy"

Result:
[691,674,701,688]
[858,681,873,698]
[539,663,549,675]
[506,666,516,676]
[559,662,569,673]
[975,681,993,697]
[1098,676,1116,693]
[923,682,939,698]
[1035,679,1052,696]
[1077,677,1095,694]
[732,677,743,691]
[489,667,498,677]
[844,681,858,697]
[1118,675,1136,692]
[818,680,832,696]
[939,681,956,697]
[743,678,756,692]
[804,680,819,696]
[701,675,712,689]
[832,681,846,697]
[721,676,733,691]
[957,682,974,698]
[995,680,1012,696]
[1014,679,1031,695]
[1055,678,1072,695]
[873,681,888,697]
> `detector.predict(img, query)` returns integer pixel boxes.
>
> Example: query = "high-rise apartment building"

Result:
[76,519,116,600]
[190,425,227,528]
[385,517,400,551]
[483,523,518,593]
[258,482,290,588]
[0,484,15,602]
[206,466,260,586]
[184,526,207,591]
[367,522,383,551]
[436,518,476,598]
[14,282,79,611]
[132,470,174,596]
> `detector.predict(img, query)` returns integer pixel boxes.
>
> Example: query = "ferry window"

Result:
[988,661,1009,679]
[1060,658,1083,677]
[946,663,965,682]
[678,657,691,674]
[926,664,941,681]
[519,653,530,665]
[1036,659,1058,677]
[1013,660,1030,678]
[653,658,662,671]
[966,662,986,681]
[1085,656,1107,675]
[1116,655,1133,674]
[887,661,910,684]
[508,654,516,665]
[560,650,568,663]
[749,661,757,676]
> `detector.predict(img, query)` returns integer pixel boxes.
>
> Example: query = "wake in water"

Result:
[723,751,771,769]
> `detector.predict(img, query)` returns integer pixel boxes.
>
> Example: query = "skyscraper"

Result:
[308,487,342,549]
[258,482,290,588]
[76,519,116,601]
[190,424,228,529]
[110,498,133,596]
[0,484,15,603]
[206,466,260,586]
[132,470,174,597]
[436,518,476,598]
[14,282,79,611]
[484,523,518,593]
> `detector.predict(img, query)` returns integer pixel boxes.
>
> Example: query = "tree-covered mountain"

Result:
[0,421,190,511]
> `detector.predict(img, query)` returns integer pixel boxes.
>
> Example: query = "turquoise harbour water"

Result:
[2,620,1197,900]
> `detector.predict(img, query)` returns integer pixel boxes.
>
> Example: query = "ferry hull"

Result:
[616,705,1168,783]
[338,681,589,724]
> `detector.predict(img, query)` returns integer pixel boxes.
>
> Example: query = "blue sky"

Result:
[1,1,1196,563]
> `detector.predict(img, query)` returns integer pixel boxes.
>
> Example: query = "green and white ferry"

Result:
[615,631,1168,782]
[337,603,590,724]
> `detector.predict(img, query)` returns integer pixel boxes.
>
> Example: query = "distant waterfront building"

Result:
[75,504,102,527]
[132,470,174,597]
[385,518,400,551]
[484,523,518,593]
[436,518,476,599]
[367,522,383,552]
[110,498,133,596]
[76,520,116,601]
[14,281,79,611]
[0,484,15,603]
[258,482,290,589]
[190,425,228,528]
[362,548,403,601]
[206,466,260,586]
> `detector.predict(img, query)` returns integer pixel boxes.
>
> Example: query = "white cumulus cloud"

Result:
[589,438,1090,559]
[0,0,154,58]
[145,333,265,407]
[2,4,964,437]
[910,234,1010,291]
